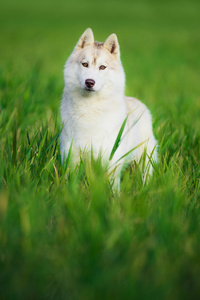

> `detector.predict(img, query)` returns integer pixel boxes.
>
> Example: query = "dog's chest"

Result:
[66,104,124,152]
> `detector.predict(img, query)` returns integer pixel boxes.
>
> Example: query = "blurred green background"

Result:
[1,0,200,125]
[0,0,200,299]
[1,1,200,91]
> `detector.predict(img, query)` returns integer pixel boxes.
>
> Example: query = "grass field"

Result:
[0,0,200,299]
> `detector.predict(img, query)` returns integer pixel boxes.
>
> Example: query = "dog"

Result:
[60,28,157,189]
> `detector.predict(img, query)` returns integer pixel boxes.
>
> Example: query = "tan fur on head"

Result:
[76,28,120,60]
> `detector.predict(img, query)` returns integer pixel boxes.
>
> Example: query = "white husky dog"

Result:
[60,28,157,188]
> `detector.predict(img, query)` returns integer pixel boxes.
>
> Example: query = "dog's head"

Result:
[64,28,125,96]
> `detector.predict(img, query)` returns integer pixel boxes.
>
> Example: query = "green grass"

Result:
[0,0,200,299]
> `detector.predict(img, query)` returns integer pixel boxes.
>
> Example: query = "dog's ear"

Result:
[103,34,120,59]
[76,28,94,50]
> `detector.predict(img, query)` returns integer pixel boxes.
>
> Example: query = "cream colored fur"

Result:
[60,28,157,188]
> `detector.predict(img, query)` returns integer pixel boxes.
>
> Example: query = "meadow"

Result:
[0,0,200,299]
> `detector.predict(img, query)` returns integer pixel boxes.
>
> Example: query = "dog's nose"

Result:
[85,79,95,89]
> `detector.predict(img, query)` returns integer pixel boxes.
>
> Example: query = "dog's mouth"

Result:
[84,87,95,92]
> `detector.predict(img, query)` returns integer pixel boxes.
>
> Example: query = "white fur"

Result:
[60,28,157,188]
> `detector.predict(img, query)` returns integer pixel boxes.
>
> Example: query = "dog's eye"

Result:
[82,62,88,68]
[99,65,106,70]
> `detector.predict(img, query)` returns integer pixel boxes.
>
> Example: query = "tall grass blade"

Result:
[109,111,144,161]
[116,140,147,164]
[109,115,128,161]
[12,124,17,166]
